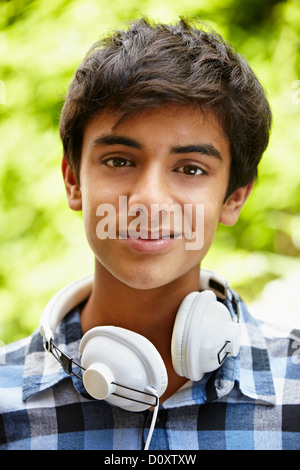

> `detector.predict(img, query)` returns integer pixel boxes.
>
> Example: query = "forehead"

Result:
[82,104,231,160]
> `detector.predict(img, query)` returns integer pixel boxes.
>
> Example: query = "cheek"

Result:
[82,205,97,249]
[204,199,224,233]
[196,199,224,252]
[81,190,124,252]
[80,188,102,247]
[177,199,222,255]
[184,191,223,232]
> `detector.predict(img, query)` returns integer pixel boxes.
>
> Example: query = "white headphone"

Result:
[40,270,241,413]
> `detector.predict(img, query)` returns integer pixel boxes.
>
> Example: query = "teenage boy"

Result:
[0,18,299,450]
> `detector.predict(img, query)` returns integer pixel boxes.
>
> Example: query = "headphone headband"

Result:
[40,275,93,349]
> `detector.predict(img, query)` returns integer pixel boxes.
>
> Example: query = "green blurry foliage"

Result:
[0,0,299,343]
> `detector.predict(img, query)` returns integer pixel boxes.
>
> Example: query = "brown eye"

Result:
[104,157,133,167]
[176,165,204,176]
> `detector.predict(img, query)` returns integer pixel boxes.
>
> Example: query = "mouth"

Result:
[136,230,175,240]
[119,227,179,239]
[119,229,177,253]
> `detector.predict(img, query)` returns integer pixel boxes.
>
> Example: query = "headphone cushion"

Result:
[171,290,222,380]
[121,327,169,396]
[171,291,203,377]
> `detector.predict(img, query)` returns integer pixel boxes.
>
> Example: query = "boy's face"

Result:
[63,104,251,290]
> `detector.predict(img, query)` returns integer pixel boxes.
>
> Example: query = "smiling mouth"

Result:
[136,231,175,240]
[119,229,179,240]
[118,229,178,253]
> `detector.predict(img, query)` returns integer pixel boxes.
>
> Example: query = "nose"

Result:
[127,164,175,213]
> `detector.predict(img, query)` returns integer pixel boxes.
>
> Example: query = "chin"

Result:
[117,272,170,291]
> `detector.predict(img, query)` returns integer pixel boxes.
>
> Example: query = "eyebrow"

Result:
[90,134,222,160]
[90,134,142,150]
[172,144,223,160]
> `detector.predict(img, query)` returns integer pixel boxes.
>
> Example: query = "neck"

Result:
[81,260,200,340]
[80,260,201,402]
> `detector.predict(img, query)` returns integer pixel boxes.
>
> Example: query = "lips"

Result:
[118,228,178,253]
[119,226,180,240]
[124,237,176,253]
[133,230,175,240]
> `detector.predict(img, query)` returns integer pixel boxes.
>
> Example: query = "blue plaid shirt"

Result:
[0,296,299,450]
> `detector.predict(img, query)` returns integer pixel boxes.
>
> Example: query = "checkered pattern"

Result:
[0,295,299,450]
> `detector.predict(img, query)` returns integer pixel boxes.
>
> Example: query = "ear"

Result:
[219,181,253,226]
[62,157,82,211]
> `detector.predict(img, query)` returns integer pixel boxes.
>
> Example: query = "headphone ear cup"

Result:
[171,290,238,381]
[171,291,201,378]
[79,326,168,411]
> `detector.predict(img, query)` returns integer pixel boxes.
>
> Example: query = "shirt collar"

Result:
[22,309,84,401]
[23,298,276,406]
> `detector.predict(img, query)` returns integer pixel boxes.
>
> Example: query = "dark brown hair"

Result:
[59,17,272,198]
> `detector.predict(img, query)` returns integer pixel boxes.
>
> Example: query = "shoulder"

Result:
[238,292,299,337]
[241,296,300,346]
[0,335,32,415]
[259,317,300,379]
[0,327,45,391]
[239,297,300,385]
[0,335,31,369]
